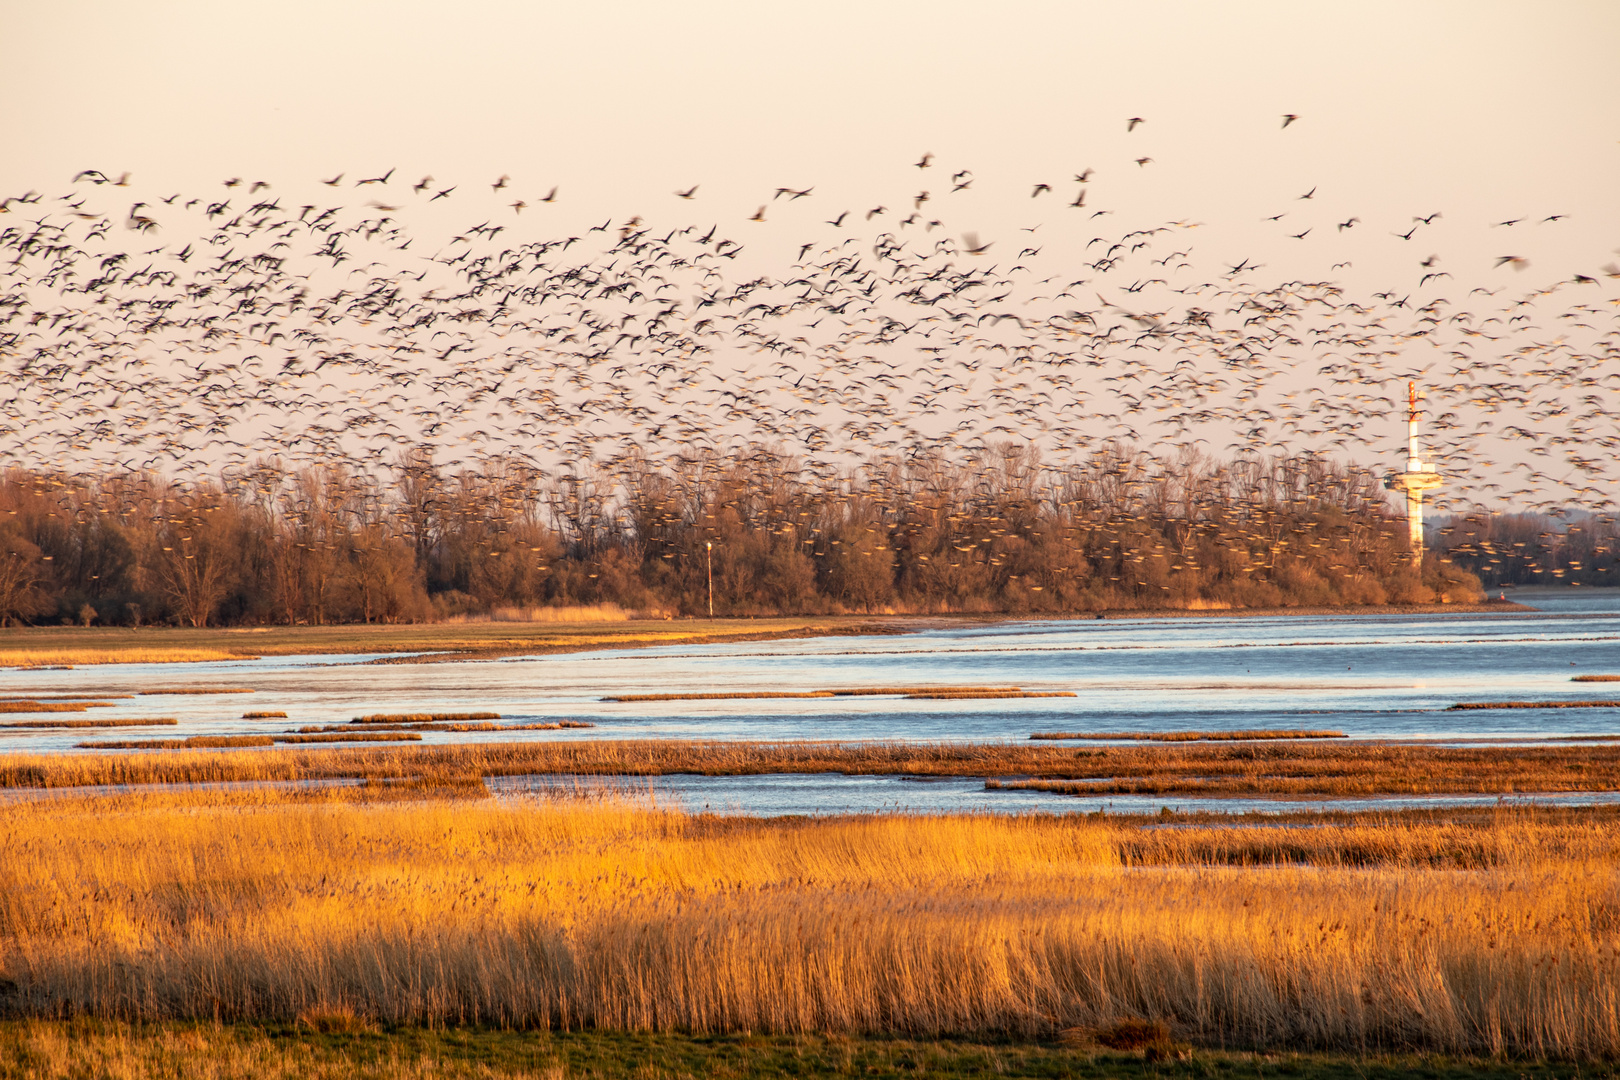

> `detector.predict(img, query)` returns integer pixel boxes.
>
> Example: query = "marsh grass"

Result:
[243,711,287,718]
[353,713,501,723]
[1573,674,1620,682]
[7,739,1620,795]
[74,735,275,750]
[0,789,1617,1058]
[0,649,249,668]
[0,718,177,729]
[275,733,423,745]
[1447,700,1620,710]
[906,690,1076,699]
[0,702,112,714]
[0,1022,1589,1080]
[1030,729,1346,741]
[602,686,1030,702]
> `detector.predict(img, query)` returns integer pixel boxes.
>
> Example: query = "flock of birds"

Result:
[2,122,1617,514]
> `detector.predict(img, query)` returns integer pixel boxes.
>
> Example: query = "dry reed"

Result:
[74,735,275,750]
[1447,700,1620,710]
[0,788,1616,1057]
[0,702,111,714]
[1030,729,1347,741]
[8,739,1620,797]
[353,712,501,723]
[0,718,178,729]
[275,732,423,744]
[1573,674,1620,682]
[905,690,1077,699]
[0,649,250,667]
[243,711,288,718]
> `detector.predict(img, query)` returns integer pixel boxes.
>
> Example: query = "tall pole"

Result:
[1385,380,1442,560]
[705,540,713,617]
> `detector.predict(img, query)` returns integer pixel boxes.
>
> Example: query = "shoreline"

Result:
[0,600,1558,667]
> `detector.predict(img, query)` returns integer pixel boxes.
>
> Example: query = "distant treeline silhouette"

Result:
[1434,511,1620,589]
[0,445,1487,627]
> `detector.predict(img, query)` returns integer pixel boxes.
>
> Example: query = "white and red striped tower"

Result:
[1384,381,1443,555]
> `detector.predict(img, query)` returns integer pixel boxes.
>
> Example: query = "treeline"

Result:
[0,445,1483,627]
[1434,512,1620,588]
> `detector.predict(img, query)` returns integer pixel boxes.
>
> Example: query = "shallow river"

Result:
[3,587,1617,815]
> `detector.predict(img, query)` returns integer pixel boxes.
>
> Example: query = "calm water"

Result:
[4,587,1617,815]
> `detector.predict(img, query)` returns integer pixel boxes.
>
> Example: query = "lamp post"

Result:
[705,540,713,617]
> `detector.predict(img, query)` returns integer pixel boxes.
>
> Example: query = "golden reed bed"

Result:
[0,785,1616,1058]
[4,739,1620,797]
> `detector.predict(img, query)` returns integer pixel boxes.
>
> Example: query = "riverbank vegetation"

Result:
[1,787,1617,1060]
[3,738,1620,795]
[0,446,1485,629]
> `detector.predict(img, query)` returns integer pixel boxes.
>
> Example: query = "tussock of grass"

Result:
[0,649,251,667]
[604,686,1037,702]
[352,712,501,723]
[0,718,178,729]
[1447,700,1620,710]
[907,690,1077,699]
[138,687,255,695]
[1031,730,1347,742]
[0,791,1615,1057]
[11,739,1620,797]
[0,701,115,713]
[604,691,837,702]
[1573,674,1620,682]
[75,735,275,750]
[276,732,423,745]
[243,710,288,718]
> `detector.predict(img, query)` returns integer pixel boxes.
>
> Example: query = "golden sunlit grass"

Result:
[75,735,275,750]
[1030,729,1347,741]
[0,649,249,668]
[6,739,1620,796]
[1573,674,1620,682]
[0,702,113,714]
[0,718,177,729]
[276,732,423,744]
[354,712,501,723]
[243,711,287,718]
[0,786,1616,1058]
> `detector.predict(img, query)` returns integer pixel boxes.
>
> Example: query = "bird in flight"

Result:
[1281,114,1299,128]
[675,186,698,199]
[1126,117,1145,132]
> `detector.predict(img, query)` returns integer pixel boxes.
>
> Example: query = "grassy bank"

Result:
[4,738,1620,796]
[0,1022,1610,1079]
[0,617,894,667]
[1,786,1618,1058]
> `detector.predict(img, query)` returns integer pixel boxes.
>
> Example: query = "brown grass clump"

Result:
[0,789,1616,1057]
[276,732,423,745]
[243,711,288,718]
[1030,729,1346,742]
[12,738,1620,798]
[905,690,1076,699]
[0,701,116,713]
[352,712,501,723]
[1573,674,1620,682]
[0,718,178,729]
[1447,700,1620,710]
[75,735,275,750]
[0,649,250,667]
